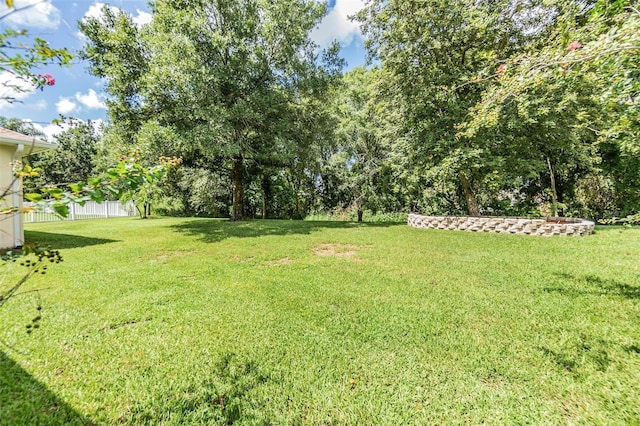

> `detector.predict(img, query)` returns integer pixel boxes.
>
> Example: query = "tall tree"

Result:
[356,0,594,215]
[460,0,640,217]
[25,119,100,188]
[323,67,398,220]
[80,0,341,220]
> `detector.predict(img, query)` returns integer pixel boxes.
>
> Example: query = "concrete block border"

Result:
[408,214,595,236]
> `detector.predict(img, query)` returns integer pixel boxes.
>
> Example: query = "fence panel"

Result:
[24,200,136,223]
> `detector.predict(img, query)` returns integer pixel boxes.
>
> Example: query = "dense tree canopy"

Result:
[80,0,342,220]
[24,119,101,189]
[355,0,639,218]
[356,0,549,215]
[58,0,640,221]
[461,0,640,217]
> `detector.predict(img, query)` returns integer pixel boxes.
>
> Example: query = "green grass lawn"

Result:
[1,217,639,425]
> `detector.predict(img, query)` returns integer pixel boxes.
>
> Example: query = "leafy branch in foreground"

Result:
[0,150,181,333]
[455,3,640,217]
[459,7,640,140]
[8,149,182,218]
[0,245,62,333]
[0,28,72,103]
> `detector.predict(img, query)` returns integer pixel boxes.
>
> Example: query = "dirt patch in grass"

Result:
[313,243,362,261]
[263,258,294,267]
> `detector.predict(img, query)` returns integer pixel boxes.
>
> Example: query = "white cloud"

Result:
[30,118,105,142]
[311,0,365,48]
[83,2,119,21]
[82,2,150,28]
[75,89,106,110]
[1,0,61,29]
[56,97,77,115]
[132,10,152,26]
[31,118,105,142]
[0,72,35,110]
[54,90,106,115]
[32,121,67,142]
[89,118,106,135]
[75,30,88,42]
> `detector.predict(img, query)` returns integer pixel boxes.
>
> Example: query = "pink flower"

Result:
[567,41,582,51]
[36,73,55,88]
[497,63,506,74]
[42,73,55,85]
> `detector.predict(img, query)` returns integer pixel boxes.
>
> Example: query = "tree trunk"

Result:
[261,175,270,220]
[357,208,363,222]
[324,175,331,206]
[546,155,559,217]
[262,193,267,219]
[459,172,480,216]
[231,156,244,221]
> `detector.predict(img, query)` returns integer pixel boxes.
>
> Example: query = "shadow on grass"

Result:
[544,273,640,300]
[624,344,640,354]
[127,352,277,424]
[170,219,399,244]
[538,341,611,374]
[0,351,94,425]
[24,231,119,250]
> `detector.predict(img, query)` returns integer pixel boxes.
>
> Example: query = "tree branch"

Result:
[0,0,47,21]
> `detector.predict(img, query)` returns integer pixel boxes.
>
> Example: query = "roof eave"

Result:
[0,137,58,154]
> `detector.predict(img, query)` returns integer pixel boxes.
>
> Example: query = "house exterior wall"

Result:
[0,127,54,250]
[0,144,21,249]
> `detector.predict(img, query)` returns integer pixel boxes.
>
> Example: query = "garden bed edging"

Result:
[407,214,594,236]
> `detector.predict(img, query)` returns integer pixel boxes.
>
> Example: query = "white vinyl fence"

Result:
[24,200,137,223]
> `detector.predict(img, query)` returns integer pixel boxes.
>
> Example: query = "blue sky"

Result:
[0,0,366,140]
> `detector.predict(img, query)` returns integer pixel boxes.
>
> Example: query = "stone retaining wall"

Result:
[408,214,595,236]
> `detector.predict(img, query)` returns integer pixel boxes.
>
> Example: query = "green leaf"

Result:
[24,193,43,202]
[88,177,102,186]
[68,183,83,193]
[87,190,105,203]
[46,188,65,200]
[51,203,69,218]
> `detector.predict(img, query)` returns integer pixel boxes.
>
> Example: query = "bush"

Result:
[305,208,408,223]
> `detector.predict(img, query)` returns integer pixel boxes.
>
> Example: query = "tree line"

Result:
[14,0,640,221]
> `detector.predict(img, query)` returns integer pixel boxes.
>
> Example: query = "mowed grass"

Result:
[1,217,639,425]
